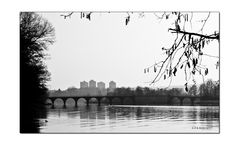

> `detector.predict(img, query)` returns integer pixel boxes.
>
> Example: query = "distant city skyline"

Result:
[53,80,116,90]
[41,12,219,90]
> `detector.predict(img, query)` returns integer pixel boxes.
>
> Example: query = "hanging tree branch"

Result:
[144,12,219,91]
[168,28,219,40]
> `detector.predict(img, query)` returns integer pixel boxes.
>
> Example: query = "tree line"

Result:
[107,79,219,99]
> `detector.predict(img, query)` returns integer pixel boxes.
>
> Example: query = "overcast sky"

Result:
[40,12,219,90]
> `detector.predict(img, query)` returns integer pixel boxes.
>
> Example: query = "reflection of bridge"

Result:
[47,96,136,107]
[167,96,201,106]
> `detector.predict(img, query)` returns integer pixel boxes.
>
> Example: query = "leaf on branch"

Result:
[184,52,187,57]
[216,61,219,69]
[205,68,208,75]
[185,83,188,92]
[154,65,157,73]
[80,12,84,19]
[166,15,169,19]
[180,64,184,69]
[197,43,201,51]
[192,70,195,75]
[192,58,196,68]
[144,69,146,73]
[164,74,166,80]
[189,34,191,41]
[175,23,180,31]
[202,40,205,48]
[173,67,177,76]
[125,16,130,25]
[187,61,190,68]
[86,12,92,21]
[169,69,172,77]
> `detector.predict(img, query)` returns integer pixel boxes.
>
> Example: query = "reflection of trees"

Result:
[182,98,192,106]
[108,107,117,120]
[169,109,183,119]
[199,107,219,129]
[135,107,143,119]
[66,108,79,118]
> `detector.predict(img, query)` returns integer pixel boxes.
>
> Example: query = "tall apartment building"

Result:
[89,80,96,88]
[97,82,105,90]
[109,81,116,91]
[80,81,88,88]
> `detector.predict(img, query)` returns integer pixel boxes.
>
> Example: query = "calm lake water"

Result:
[39,104,219,133]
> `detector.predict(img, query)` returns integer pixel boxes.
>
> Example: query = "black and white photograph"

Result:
[20,11,219,133]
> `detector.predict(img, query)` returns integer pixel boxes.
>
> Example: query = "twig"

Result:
[200,12,210,33]
[60,12,74,19]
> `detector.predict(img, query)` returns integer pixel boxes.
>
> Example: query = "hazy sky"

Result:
[40,12,219,90]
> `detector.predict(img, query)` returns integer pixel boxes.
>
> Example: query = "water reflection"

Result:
[40,105,219,133]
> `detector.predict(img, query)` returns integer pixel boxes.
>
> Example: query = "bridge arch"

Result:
[77,98,87,106]
[101,97,110,105]
[65,98,77,107]
[193,98,201,106]
[45,98,53,105]
[171,97,181,105]
[89,97,102,106]
[182,98,192,106]
[122,97,135,105]
[52,98,64,107]
[111,97,122,105]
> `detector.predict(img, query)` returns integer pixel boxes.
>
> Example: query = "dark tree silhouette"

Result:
[20,12,55,133]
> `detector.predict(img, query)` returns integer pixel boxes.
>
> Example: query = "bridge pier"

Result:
[191,98,200,106]
[51,104,55,109]
[179,98,184,106]
[62,98,67,108]
[85,98,90,106]
[167,97,173,105]
[132,97,136,105]
[108,98,112,105]
[73,98,78,107]
[97,98,102,106]
[50,98,56,108]
[120,98,124,105]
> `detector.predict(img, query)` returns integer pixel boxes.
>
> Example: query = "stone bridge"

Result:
[167,95,201,106]
[47,95,202,108]
[47,95,135,107]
